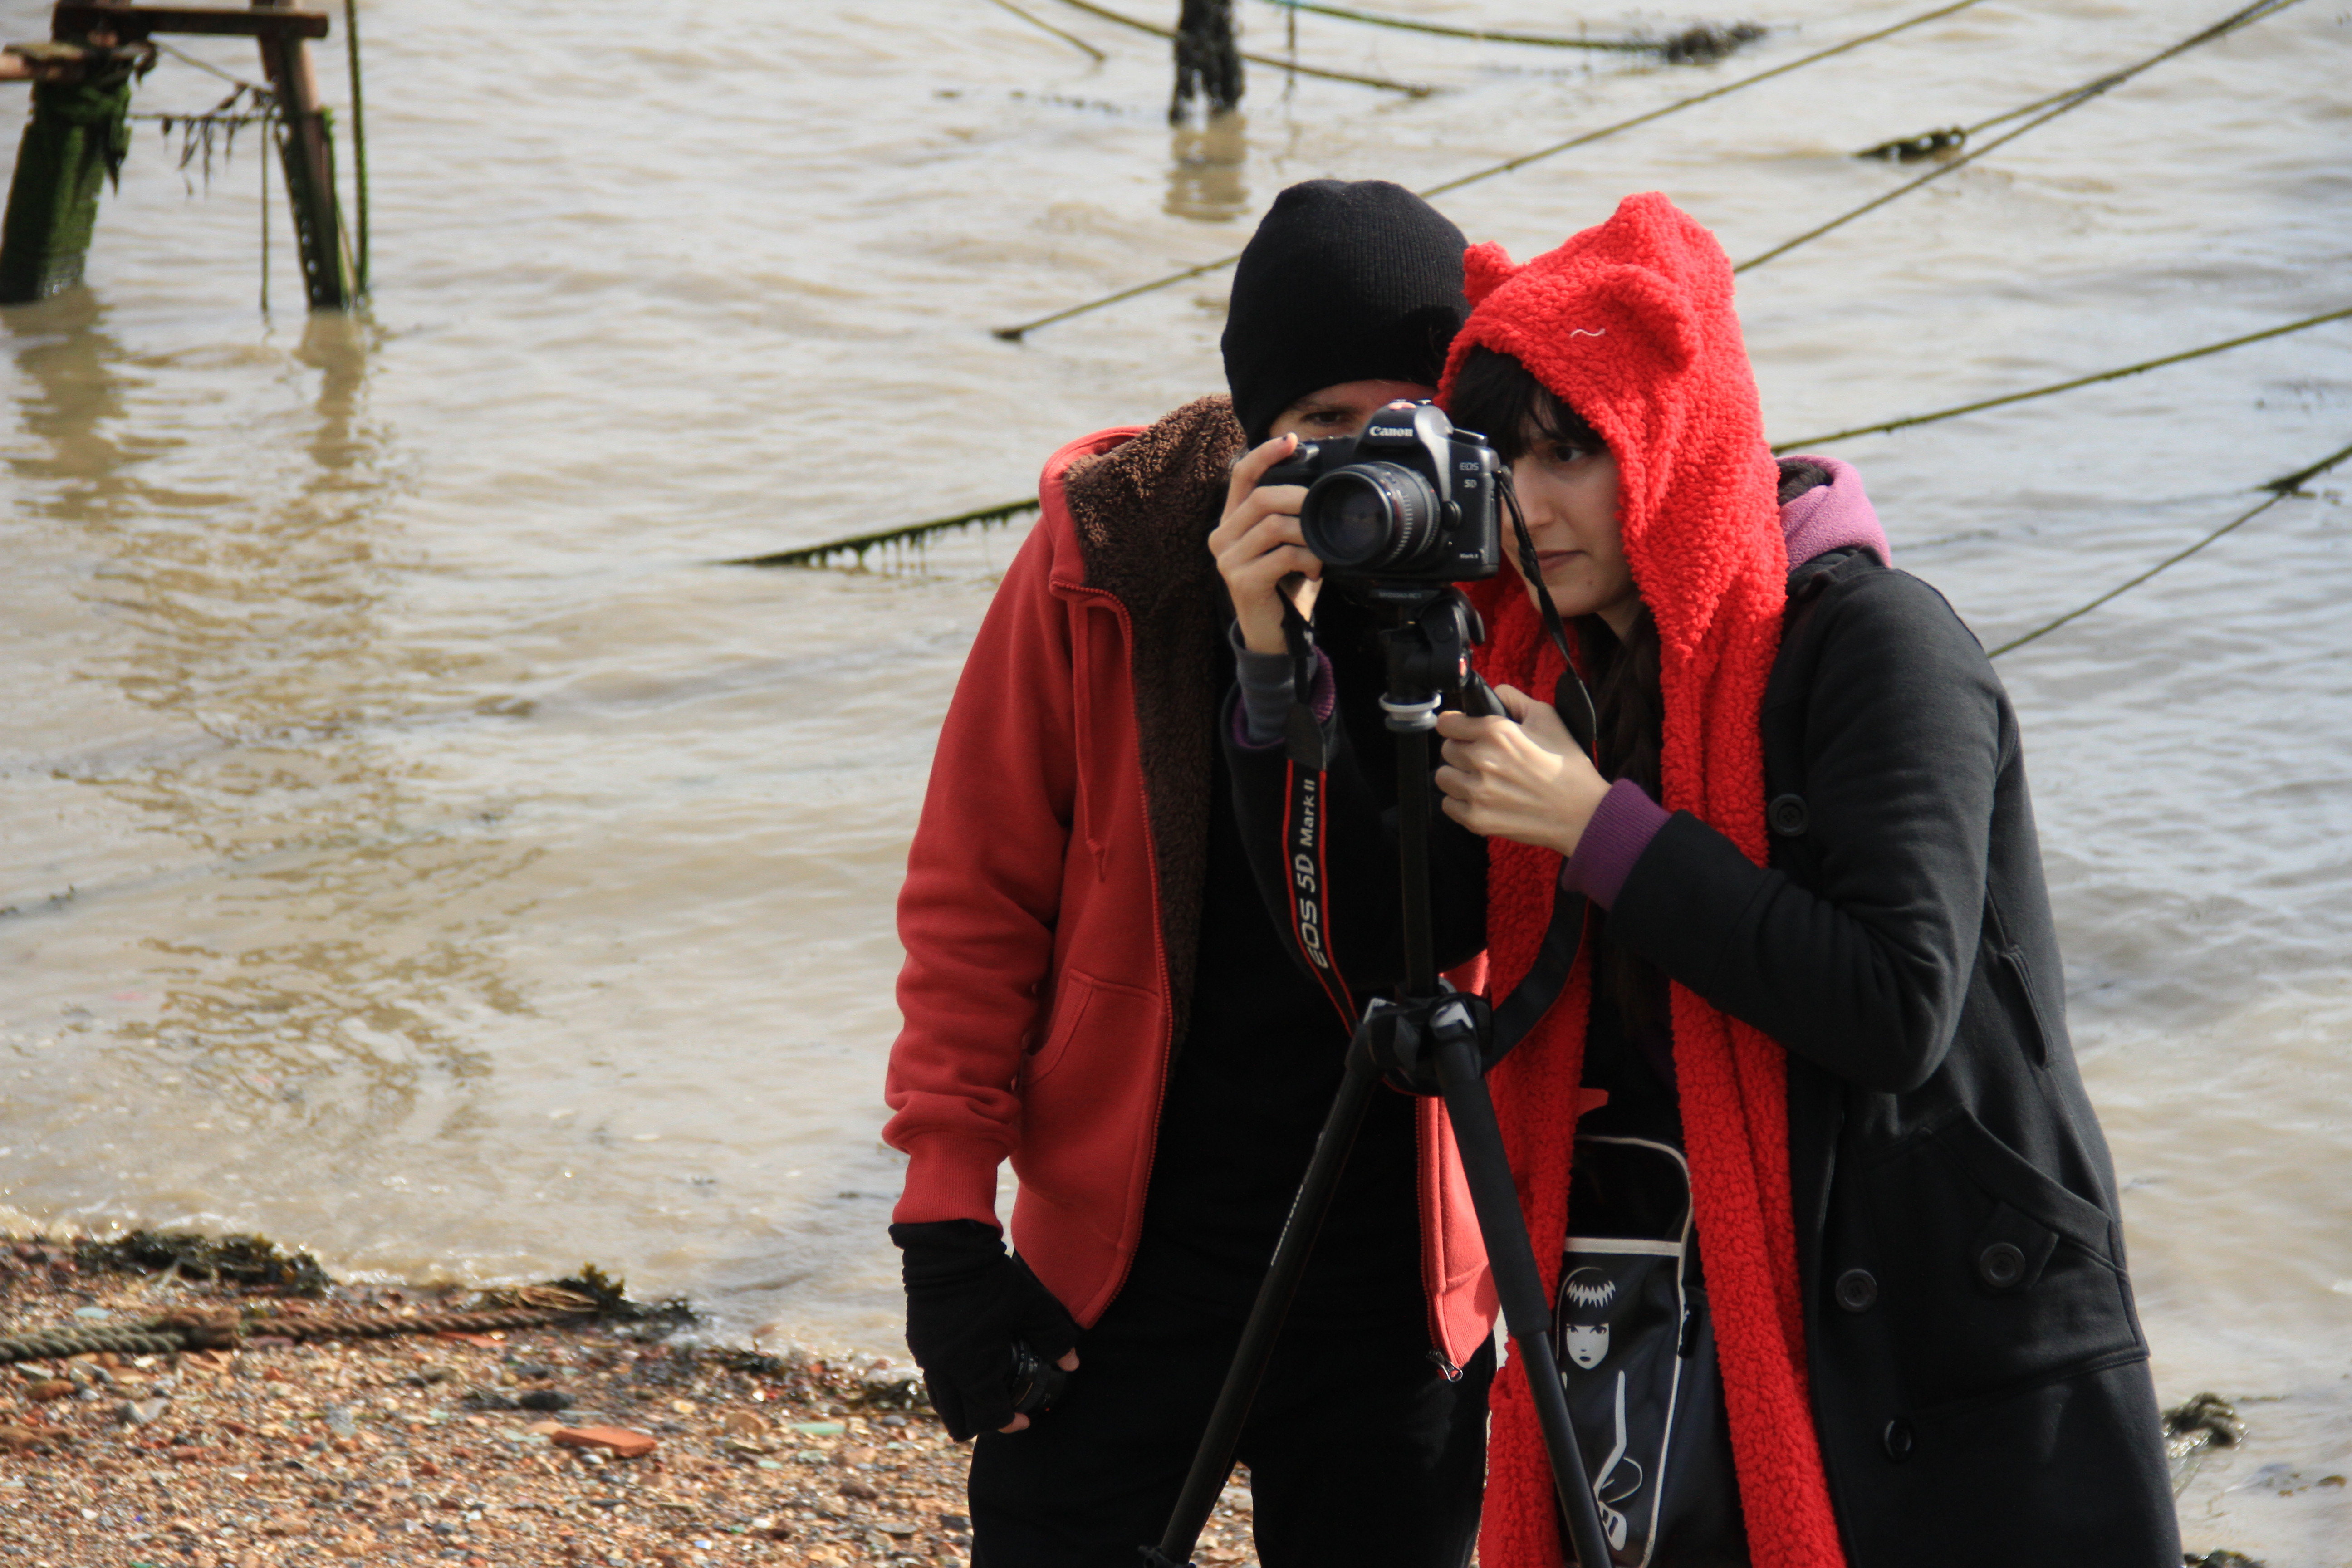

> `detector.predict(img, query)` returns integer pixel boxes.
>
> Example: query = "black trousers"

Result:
[968,1276,1495,1568]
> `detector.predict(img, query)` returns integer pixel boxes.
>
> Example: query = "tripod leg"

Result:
[1433,1030,1619,1568]
[1144,1031,1384,1568]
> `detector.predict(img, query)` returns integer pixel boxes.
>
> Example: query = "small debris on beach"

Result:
[0,1235,1269,1565]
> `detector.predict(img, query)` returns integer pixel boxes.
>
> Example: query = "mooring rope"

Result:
[1772,305,2352,452]
[980,0,1108,61]
[0,1291,600,1367]
[744,311,2347,573]
[1046,0,1431,94]
[1253,0,1727,55]
[748,0,2326,574]
[1857,73,2115,161]
[1735,0,2306,273]
[992,0,1989,340]
[1988,435,2352,658]
[151,38,274,98]
[720,497,1044,569]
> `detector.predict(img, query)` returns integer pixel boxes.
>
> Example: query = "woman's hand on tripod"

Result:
[1435,683,1610,855]
[1212,433,1322,656]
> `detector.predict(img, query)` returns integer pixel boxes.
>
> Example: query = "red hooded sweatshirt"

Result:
[1441,193,1849,1568]
[882,404,1495,1369]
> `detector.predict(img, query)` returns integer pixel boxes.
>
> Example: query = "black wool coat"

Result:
[1607,548,2178,1566]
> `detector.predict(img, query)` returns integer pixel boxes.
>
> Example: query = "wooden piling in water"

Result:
[250,0,352,309]
[0,34,146,304]
[1171,0,1241,125]
[340,0,365,292]
[0,2,354,309]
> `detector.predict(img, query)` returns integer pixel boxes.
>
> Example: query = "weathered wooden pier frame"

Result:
[0,1,355,309]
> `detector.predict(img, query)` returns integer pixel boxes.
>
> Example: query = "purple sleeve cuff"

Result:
[1560,778,1670,910]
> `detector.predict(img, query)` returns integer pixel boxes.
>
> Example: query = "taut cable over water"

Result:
[1251,0,1761,59]
[718,496,1046,569]
[988,0,1993,341]
[980,0,1110,61]
[735,306,2352,570]
[1768,305,2352,451]
[1044,0,1431,94]
[1988,435,2352,657]
[1734,0,2309,272]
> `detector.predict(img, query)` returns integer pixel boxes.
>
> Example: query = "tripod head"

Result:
[1357,582,1505,724]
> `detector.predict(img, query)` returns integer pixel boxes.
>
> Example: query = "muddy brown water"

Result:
[1,0,2347,1556]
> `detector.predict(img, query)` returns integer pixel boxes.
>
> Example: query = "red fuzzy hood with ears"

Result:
[1441,195,1848,1568]
[1442,190,1787,645]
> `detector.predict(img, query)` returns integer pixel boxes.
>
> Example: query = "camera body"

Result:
[1263,400,1503,586]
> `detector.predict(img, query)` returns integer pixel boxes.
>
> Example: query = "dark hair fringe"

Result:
[1445,345,1606,462]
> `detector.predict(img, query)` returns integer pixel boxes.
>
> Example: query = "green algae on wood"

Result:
[0,63,141,303]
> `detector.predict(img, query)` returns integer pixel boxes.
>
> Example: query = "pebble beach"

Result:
[0,1236,1264,1568]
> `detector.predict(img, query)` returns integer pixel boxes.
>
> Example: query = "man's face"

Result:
[1268,379,1437,442]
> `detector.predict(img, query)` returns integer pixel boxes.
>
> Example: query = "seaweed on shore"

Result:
[547,1261,699,1334]
[22,1231,700,1335]
[71,1229,332,1297]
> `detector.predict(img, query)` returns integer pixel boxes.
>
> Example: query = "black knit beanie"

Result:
[1220,179,1469,444]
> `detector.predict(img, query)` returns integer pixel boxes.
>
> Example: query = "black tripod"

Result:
[1142,585,1617,1568]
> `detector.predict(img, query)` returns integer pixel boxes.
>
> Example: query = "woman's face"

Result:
[1508,421,1638,636]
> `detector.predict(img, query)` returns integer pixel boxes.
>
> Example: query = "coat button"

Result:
[1834,1268,1877,1313]
[1882,1419,1914,1462]
[1978,1241,2027,1290]
[1768,794,1809,836]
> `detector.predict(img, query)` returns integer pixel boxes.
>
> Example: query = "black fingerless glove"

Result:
[891,1219,1079,1441]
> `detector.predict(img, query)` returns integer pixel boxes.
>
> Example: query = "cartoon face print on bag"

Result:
[1551,1136,1749,1566]
[1562,1266,1620,1369]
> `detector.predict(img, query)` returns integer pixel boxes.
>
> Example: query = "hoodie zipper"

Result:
[1052,577,1179,1312]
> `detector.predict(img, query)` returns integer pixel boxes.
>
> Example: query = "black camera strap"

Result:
[1490,885,1587,1054]
[1273,589,1355,1029]
[1502,476,1597,760]
[1279,750,1358,1030]
[1480,479,1596,1054]
[1278,590,1326,772]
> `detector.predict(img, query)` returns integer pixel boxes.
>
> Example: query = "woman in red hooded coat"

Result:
[1422,196,2180,1567]
[1221,193,2181,1568]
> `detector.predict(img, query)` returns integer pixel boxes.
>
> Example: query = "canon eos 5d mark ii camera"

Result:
[1264,400,1503,586]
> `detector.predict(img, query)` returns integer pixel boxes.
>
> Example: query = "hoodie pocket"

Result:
[1857,1112,2141,1411]
[1021,970,1101,1089]
[1016,969,1163,1217]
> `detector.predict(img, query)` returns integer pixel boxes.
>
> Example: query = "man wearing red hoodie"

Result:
[882,180,1498,1565]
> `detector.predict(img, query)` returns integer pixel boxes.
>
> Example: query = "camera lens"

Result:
[1301,463,1441,572]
